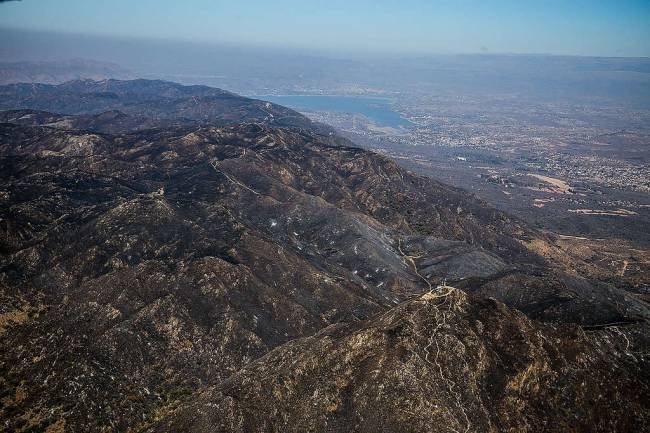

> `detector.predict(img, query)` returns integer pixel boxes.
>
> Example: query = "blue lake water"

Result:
[260,95,410,128]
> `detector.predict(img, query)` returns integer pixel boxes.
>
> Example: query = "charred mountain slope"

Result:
[147,289,649,433]
[0,80,648,432]
[0,79,322,132]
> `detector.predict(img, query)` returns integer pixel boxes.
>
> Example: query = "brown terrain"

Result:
[0,80,648,432]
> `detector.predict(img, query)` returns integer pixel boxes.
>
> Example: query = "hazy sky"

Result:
[1,0,649,57]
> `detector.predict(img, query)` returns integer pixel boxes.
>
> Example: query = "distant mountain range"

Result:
[0,78,326,132]
[0,58,131,85]
[0,79,648,432]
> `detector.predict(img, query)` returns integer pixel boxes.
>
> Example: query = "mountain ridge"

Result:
[144,289,649,433]
[0,78,330,133]
[0,79,648,432]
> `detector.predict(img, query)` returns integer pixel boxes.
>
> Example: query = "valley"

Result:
[255,83,650,300]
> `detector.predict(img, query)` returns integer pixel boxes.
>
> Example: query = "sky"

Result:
[0,0,649,57]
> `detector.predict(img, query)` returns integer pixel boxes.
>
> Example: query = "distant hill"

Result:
[0,78,328,132]
[0,58,131,85]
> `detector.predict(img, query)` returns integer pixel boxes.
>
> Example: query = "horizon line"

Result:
[2,26,649,61]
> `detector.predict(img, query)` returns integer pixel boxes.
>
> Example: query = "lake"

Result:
[259,95,410,128]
